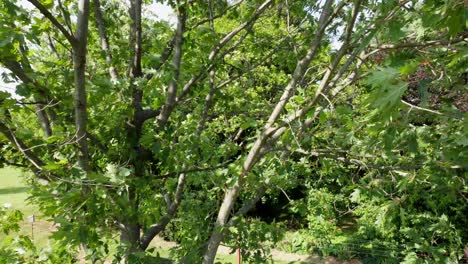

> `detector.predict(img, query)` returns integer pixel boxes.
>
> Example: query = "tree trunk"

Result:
[73,0,90,172]
[120,222,141,262]
[203,185,241,263]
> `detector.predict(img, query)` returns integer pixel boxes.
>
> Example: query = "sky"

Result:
[0,1,174,98]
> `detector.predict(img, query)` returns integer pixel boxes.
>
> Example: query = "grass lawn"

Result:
[0,167,310,263]
[0,167,51,246]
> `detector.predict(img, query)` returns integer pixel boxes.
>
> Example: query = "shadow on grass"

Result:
[0,186,29,195]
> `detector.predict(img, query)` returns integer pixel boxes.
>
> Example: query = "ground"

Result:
[0,167,360,263]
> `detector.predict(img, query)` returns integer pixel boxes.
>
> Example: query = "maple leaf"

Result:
[365,67,407,112]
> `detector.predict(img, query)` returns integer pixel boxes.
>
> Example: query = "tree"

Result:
[0,0,466,263]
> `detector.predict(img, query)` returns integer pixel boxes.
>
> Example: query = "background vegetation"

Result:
[0,0,466,263]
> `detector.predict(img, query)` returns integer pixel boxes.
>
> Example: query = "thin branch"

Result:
[87,132,108,153]
[175,0,273,104]
[47,33,60,58]
[401,100,443,115]
[282,0,402,128]
[0,121,49,181]
[265,0,334,127]
[137,0,275,132]
[228,183,268,224]
[288,147,423,171]
[208,0,272,62]
[93,0,119,81]
[215,36,288,90]
[371,31,468,50]
[189,0,244,30]
[197,1,220,134]
[1,60,54,137]
[0,159,28,168]
[145,35,176,80]
[157,162,231,180]
[26,0,77,46]
[57,0,73,34]
[139,172,186,250]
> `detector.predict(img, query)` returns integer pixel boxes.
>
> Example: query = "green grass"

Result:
[0,167,308,263]
[0,167,51,246]
[0,167,32,213]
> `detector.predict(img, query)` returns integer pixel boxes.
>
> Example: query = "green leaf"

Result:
[399,60,419,76]
[41,0,54,8]
[365,67,400,87]
[228,226,238,234]
[365,67,407,112]
[350,188,361,203]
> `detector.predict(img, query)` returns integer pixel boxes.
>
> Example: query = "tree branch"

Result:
[1,60,53,138]
[93,0,119,81]
[371,31,468,50]
[0,121,49,181]
[175,0,273,107]
[189,0,243,30]
[129,0,143,78]
[139,172,186,250]
[156,3,187,128]
[26,0,77,46]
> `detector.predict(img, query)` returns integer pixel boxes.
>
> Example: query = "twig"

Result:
[401,100,442,115]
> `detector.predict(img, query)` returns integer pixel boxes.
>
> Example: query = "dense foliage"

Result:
[0,0,466,263]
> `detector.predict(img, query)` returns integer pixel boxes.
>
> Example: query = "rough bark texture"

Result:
[73,0,91,172]
[129,0,143,78]
[119,1,145,258]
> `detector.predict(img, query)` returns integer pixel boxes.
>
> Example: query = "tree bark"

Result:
[34,104,53,138]
[120,0,145,258]
[73,0,91,172]
[119,221,141,263]
[157,4,186,128]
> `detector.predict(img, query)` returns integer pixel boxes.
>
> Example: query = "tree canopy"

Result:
[0,0,466,263]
